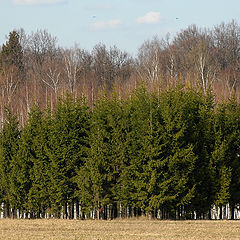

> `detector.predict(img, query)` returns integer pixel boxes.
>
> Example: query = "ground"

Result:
[0,218,240,239]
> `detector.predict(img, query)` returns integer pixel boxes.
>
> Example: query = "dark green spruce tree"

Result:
[0,30,24,77]
[47,95,90,218]
[125,87,154,215]
[77,94,118,219]
[148,87,201,219]
[9,105,49,217]
[0,109,20,218]
[213,98,240,219]
[27,105,51,217]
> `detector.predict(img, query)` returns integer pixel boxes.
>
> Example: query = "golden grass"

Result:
[0,218,240,240]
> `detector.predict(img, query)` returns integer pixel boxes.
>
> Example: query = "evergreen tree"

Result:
[110,96,135,215]
[0,109,20,217]
[125,87,154,212]
[0,30,24,76]
[148,87,201,218]
[184,90,215,218]
[77,95,117,218]
[214,98,240,219]
[26,105,51,216]
[47,95,90,218]
[9,105,49,216]
[210,132,231,214]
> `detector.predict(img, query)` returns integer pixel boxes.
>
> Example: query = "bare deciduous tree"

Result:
[0,65,20,104]
[62,46,82,94]
[28,29,58,71]
[40,56,63,98]
[137,37,162,84]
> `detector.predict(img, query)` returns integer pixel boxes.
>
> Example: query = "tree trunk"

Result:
[208,208,212,220]
[64,202,68,219]
[230,202,235,220]
[119,202,122,219]
[112,203,117,219]
[68,201,74,219]
[126,206,130,218]
[103,205,107,220]
[4,202,10,218]
[219,204,223,220]
[76,201,79,219]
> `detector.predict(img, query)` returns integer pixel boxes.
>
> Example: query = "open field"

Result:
[0,218,240,240]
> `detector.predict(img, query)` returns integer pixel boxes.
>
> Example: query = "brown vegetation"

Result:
[0,219,239,240]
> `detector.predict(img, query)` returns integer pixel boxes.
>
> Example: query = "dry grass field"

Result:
[0,218,240,240]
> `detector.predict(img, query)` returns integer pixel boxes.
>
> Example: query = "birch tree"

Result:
[194,35,218,94]
[0,66,20,104]
[137,37,162,84]
[213,20,240,95]
[62,46,82,94]
[28,29,58,69]
[40,56,63,97]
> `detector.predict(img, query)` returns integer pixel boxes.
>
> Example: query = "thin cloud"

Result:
[13,0,66,5]
[88,4,113,10]
[92,19,122,30]
[137,11,161,24]
[92,21,106,30]
[108,19,122,28]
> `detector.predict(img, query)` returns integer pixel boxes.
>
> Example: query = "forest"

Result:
[0,20,240,220]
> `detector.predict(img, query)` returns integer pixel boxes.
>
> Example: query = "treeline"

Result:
[1,20,240,124]
[0,86,240,220]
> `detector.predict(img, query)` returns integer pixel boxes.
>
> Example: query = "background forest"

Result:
[1,20,240,121]
[0,21,240,220]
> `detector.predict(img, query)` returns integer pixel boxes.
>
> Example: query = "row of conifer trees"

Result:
[0,85,240,220]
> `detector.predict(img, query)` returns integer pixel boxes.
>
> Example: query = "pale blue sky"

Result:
[1,0,240,55]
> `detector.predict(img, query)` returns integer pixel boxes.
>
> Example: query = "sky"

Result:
[1,0,240,55]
